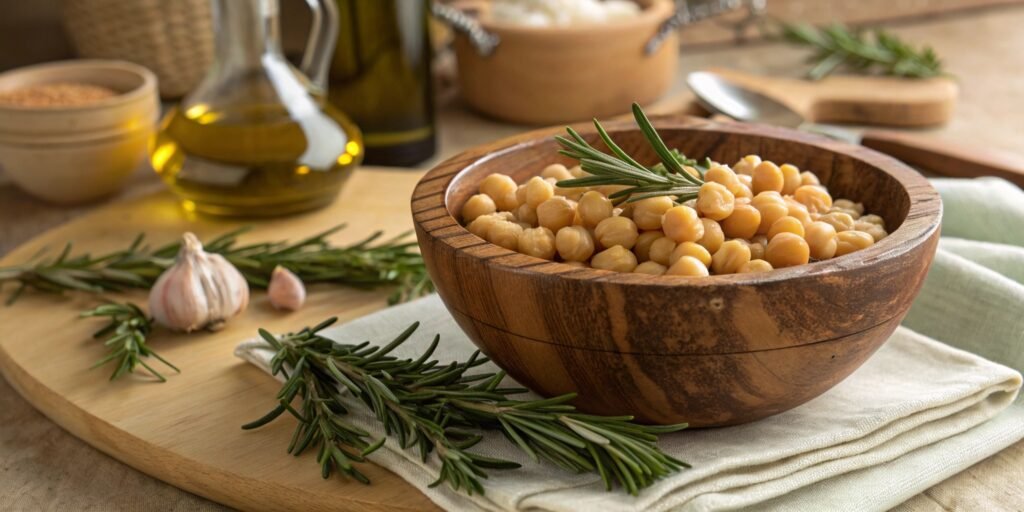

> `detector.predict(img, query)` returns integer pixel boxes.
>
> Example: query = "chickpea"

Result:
[591,245,638,273]
[634,231,663,262]
[594,216,639,250]
[480,173,519,211]
[516,203,539,226]
[767,216,806,240]
[683,166,702,180]
[696,182,736,221]
[780,164,802,195]
[721,204,762,240]
[518,227,556,260]
[515,184,528,205]
[541,163,574,181]
[800,171,821,186]
[666,255,709,277]
[819,211,855,232]
[832,198,864,217]
[765,232,810,268]
[784,196,813,226]
[751,192,789,234]
[555,226,595,262]
[577,190,613,228]
[855,221,888,242]
[752,161,785,194]
[733,155,762,176]
[737,174,753,189]
[705,165,740,190]
[711,240,751,275]
[745,238,766,261]
[835,231,875,257]
[858,214,886,227]
[634,261,668,275]
[648,236,677,265]
[750,235,768,259]
[569,165,588,178]
[487,221,523,251]
[794,185,833,213]
[662,205,704,243]
[732,182,753,200]
[739,259,774,273]
[462,193,496,223]
[467,213,502,239]
[669,241,712,267]
[553,184,584,201]
[525,176,555,208]
[696,218,725,254]
[632,196,674,230]
[805,221,838,260]
[537,197,577,232]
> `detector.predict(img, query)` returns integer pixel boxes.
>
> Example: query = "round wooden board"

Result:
[0,168,441,512]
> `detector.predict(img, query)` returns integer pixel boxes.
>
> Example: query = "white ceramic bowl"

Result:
[0,60,159,204]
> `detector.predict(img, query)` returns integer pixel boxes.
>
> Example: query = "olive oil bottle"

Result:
[329,0,435,167]
[151,0,362,217]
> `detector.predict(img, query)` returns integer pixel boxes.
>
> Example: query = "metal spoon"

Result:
[687,71,1024,187]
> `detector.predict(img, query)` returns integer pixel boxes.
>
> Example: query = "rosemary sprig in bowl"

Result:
[243,319,689,496]
[554,103,709,204]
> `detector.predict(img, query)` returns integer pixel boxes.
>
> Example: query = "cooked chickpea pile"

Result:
[460,156,889,276]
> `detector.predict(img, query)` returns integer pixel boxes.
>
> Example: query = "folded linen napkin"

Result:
[236,177,1024,512]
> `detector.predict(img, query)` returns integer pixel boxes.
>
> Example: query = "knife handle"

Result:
[860,130,1024,187]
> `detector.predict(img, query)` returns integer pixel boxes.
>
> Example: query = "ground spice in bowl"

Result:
[0,82,118,108]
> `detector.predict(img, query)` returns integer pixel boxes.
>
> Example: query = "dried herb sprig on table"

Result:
[0,225,432,306]
[243,319,689,496]
[780,22,944,80]
[555,103,709,204]
[81,302,178,382]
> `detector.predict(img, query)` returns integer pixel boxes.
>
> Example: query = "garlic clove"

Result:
[268,265,306,311]
[149,232,250,332]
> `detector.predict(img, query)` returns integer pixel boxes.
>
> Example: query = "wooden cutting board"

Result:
[0,168,444,512]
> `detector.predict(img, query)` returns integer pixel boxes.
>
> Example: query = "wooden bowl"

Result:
[412,117,942,427]
[452,0,677,125]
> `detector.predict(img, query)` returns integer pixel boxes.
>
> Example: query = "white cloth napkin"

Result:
[236,177,1024,512]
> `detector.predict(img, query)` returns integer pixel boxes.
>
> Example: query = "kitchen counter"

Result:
[2,5,1023,511]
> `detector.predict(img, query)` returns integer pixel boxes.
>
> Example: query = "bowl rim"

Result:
[0,59,158,113]
[457,0,673,35]
[412,115,942,287]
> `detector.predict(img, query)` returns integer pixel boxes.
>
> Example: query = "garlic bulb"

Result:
[149,232,250,332]
[268,265,306,311]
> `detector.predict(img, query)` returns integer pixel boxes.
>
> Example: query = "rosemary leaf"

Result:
[244,320,688,496]
[81,302,178,382]
[780,22,944,80]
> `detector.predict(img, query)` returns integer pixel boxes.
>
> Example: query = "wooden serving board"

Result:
[0,168,443,512]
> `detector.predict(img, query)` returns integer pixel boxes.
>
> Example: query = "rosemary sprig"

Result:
[0,225,432,306]
[81,302,178,382]
[243,319,689,496]
[555,103,709,204]
[780,22,944,80]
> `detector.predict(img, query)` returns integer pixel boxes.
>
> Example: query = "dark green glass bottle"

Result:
[329,0,435,167]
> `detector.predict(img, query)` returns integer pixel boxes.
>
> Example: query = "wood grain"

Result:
[704,67,959,127]
[0,168,442,512]
[861,129,1024,187]
[452,0,678,125]
[413,116,942,426]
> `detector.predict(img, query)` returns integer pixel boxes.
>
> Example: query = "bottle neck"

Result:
[211,0,284,68]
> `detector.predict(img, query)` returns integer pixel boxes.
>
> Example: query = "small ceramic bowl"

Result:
[0,60,159,204]
[412,116,942,427]
[451,0,677,125]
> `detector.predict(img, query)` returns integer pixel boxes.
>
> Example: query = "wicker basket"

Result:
[61,0,214,99]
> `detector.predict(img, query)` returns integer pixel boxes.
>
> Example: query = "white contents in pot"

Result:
[489,0,641,27]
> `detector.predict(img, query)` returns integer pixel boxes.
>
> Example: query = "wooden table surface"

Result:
[3,6,1024,511]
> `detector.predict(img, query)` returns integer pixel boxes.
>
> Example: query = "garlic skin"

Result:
[268,265,306,311]
[149,232,250,332]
